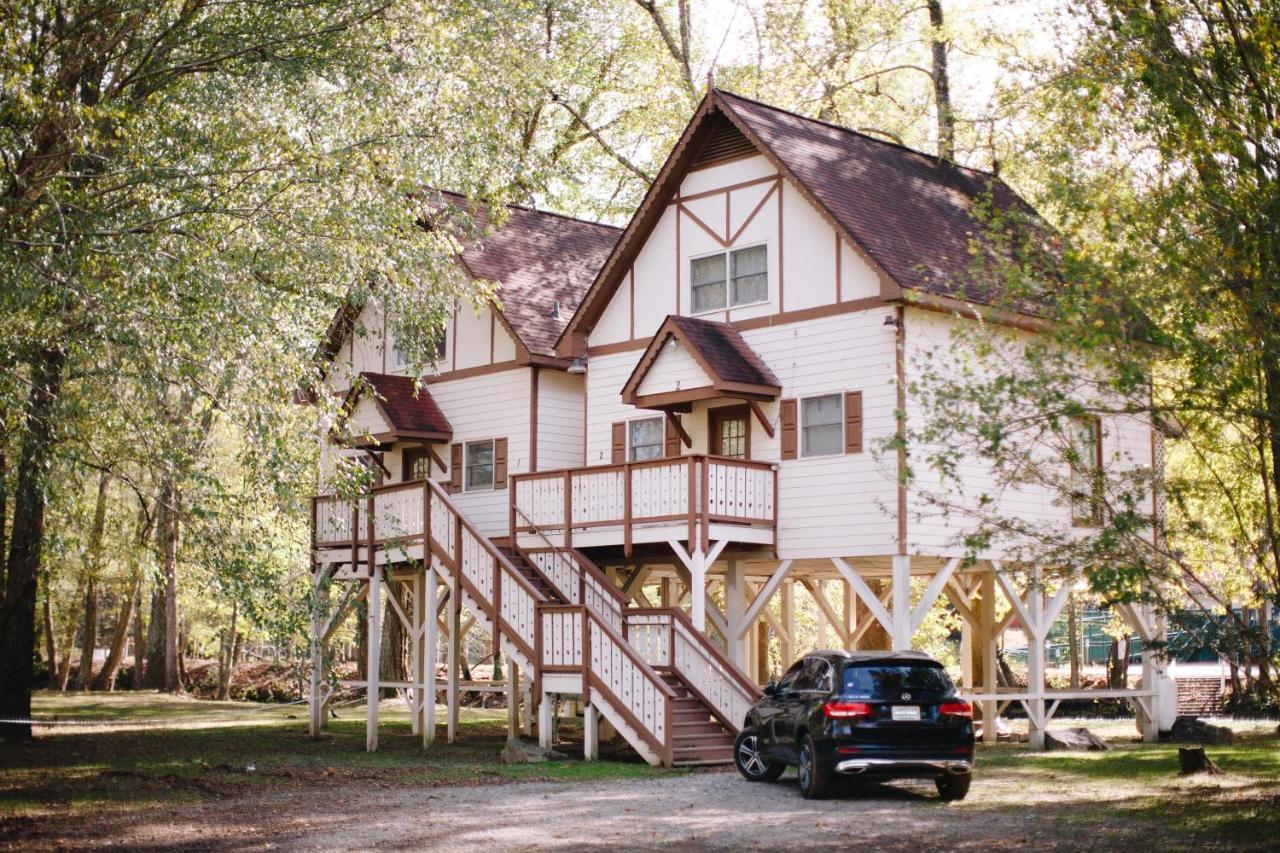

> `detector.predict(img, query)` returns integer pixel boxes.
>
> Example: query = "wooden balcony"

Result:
[510,455,777,555]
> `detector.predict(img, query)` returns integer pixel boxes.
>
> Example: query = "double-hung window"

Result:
[801,394,843,457]
[465,439,495,491]
[1069,417,1102,525]
[690,245,768,313]
[628,417,664,462]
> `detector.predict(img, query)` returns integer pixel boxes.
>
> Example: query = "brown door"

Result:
[709,405,750,459]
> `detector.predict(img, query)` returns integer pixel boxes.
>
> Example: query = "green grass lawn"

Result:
[1,694,1277,848]
[0,690,668,822]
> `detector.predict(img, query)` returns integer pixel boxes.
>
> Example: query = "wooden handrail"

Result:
[510,503,630,612]
[510,454,776,487]
[424,478,544,603]
[627,606,761,700]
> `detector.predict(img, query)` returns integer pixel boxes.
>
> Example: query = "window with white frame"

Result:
[628,417,664,461]
[690,245,768,313]
[465,439,494,491]
[801,394,843,457]
[1069,417,1102,525]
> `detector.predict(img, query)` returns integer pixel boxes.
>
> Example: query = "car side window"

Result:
[793,658,824,691]
[814,660,833,693]
[776,660,806,691]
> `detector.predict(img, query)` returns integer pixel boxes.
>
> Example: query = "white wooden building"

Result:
[306,90,1176,767]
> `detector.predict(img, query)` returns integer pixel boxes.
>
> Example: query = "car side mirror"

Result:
[764,680,778,697]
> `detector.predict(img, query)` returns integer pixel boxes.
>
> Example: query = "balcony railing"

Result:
[510,455,777,553]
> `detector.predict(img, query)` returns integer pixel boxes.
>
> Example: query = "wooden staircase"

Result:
[659,669,735,765]
[499,543,739,766]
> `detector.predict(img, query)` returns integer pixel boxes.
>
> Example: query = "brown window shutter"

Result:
[611,422,626,464]
[665,416,681,458]
[780,399,797,460]
[844,391,863,453]
[450,443,463,491]
[493,437,508,489]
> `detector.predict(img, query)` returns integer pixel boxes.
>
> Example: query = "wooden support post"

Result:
[423,565,438,748]
[583,702,599,761]
[411,572,424,737]
[981,567,998,743]
[891,555,912,650]
[1027,565,1047,751]
[309,570,329,737]
[366,571,382,752]
[447,577,461,743]
[781,581,795,668]
[538,691,554,749]
[725,560,746,668]
[507,661,521,742]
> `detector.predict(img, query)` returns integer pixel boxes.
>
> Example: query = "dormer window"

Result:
[691,245,768,313]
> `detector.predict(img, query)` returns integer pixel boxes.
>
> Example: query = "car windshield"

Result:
[842,664,955,700]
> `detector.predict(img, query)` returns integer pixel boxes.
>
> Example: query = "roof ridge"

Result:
[713,88,1001,181]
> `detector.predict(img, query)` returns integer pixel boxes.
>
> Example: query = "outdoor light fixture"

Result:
[567,357,587,374]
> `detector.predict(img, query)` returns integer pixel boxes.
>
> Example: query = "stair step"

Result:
[673,721,726,735]
[672,746,734,764]
[674,733,734,747]
[673,757,734,766]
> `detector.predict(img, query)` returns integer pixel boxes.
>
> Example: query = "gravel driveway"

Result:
[43,767,1172,851]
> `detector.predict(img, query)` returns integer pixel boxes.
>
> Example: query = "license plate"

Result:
[891,705,921,721]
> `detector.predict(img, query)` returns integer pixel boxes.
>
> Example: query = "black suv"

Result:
[734,650,974,800]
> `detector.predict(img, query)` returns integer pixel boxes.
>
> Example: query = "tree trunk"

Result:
[217,601,239,701]
[0,446,7,591]
[163,486,180,693]
[42,580,57,688]
[55,574,85,691]
[926,0,955,162]
[143,583,167,688]
[75,577,98,690]
[132,578,144,688]
[92,567,143,691]
[380,583,408,699]
[143,475,178,690]
[854,579,891,650]
[0,347,66,739]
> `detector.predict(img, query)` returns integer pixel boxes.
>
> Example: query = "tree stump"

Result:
[1178,746,1224,776]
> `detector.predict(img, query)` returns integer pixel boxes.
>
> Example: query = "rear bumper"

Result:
[835,758,971,777]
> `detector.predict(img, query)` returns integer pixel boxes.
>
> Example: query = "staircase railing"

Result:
[538,604,677,765]
[423,479,545,664]
[511,503,627,633]
[624,607,760,733]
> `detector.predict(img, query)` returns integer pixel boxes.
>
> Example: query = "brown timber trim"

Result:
[665,410,692,448]
[586,296,889,358]
[420,360,524,384]
[896,291,1048,333]
[489,311,495,364]
[675,203,682,314]
[672,172,779,205]
[708,404,751,458]
[748,399,774,438]
[727,180,778,246]
[678,202,727,247]
[628,266,635,341]
[835,231,842,302]
[895,305,907,555]
[529,366,540,473]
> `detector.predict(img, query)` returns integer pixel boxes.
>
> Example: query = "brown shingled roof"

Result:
[349,372,452,439]
[440,192,621,358]
[561,89,1051,351]
[622,315,781,408]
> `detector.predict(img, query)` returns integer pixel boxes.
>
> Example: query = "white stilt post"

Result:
[891,555,912,650]
[689,548,707,632]
[981,568,997,743]
[538,691,554,749]
[725,559,746,668]
[366,569,382,752]
[781,581,795,667]
[309,570,329,737]
[411,572,423,737]
[1027,565,1047,751]
[583,703,599,760]
[423,565,438,748]
[508,662,521,741]
[446,579,461,743]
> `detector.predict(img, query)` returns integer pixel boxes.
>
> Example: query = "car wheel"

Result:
[797,734,831,799]
[734,730,785,782]
[936,772,971,801]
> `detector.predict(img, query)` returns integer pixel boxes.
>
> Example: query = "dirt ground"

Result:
[9,766,1272,852]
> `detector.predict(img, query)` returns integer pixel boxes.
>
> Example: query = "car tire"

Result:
[734,730,785,782]
[797,734,831,799]
[936,772,971,801]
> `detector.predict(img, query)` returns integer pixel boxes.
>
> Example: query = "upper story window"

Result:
[691,245,768,313]
[628,417,664,462]
[801,394,843,457]
[465,439,494,491]
[1069,416,1103,526]
[392,328,447,369]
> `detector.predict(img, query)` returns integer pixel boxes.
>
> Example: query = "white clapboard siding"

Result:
[536,370,586,471]
[635,338,713,396]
